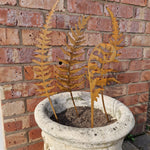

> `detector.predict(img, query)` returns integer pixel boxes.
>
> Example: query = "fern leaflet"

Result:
[32,0,59,120]
[56,16,90,116]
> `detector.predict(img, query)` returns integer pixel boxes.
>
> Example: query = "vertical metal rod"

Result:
[101,91,109,122]
[70,91,79,116]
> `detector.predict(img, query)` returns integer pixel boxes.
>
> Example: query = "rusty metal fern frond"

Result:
[88,8,124,128]
[56,15,90,116]
[32,0,60,120]
[107,7,123,51]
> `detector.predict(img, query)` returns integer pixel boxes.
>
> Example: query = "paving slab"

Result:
[123,141,139,150]
[132,134,150,150]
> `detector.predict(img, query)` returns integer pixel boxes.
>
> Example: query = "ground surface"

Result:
[123,134,150,150]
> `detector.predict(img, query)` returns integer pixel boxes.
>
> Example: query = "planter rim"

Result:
[34,91,135,145]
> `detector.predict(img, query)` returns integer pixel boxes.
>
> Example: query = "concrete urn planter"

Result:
[34,91,135,150]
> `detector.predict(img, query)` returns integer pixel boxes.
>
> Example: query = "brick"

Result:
[0,28,19,45]
[0,48,35,64]
[121,0,147,6]
[104,85,127,97]
[56,14,78,29]
[104,3,133,18]
[143,48,150,58]
[17,10,44,27]
[67,0,103,15]
[28,128,42,142]
[119,95,138,106]
[87,17,112,32]
[23,0,37,8]
[103,34,131,47]
[136,114,147,124]
[7,9,17,26]
[48,48,85,64]
[0,8,22,26]
[3,82,38,100]
[22,29,40,45]
[83,32,102,46]
[24,65,55,80]
[73,61,87,73]
[132,123,145,135]
[0,66,22,83]
[135,8,150,21]
[45,14,56,28]
[4,121,22,132]
[27,97,44,112]
[0,0,17,5]
[4,115,32,132]
[22,29,66,46]
[108,0,120,2]
[130,104,148,115]
[6,132,27,148]
[4,115,37,132]
[0,8,44,27]
[0,48,7,63]
[120,35,131,47]
[47,31,66,46]
[139,93,149,102]
[132,35,150,46]
[129,60,143,71]
[119,20,145,33]
[75,78,86,90]
[130,60,150,71]
[56,14,92,30]
[118,48,143,59]
[21,115,33,128]
[29,114,37,127]
[56,14,68,29]
[0,8,9,25]
[0,8,17,26]
[146,22,150,33]
[131,60,150,71]
[68,32,102,46]
[128,83,149,94]
[117,72,140,84]
[143,60,150,70]
[48,47,69,62]
[24,66,34,80]
[3,84,12,100]
[149,0,150,7]
[16,48,35,63]
[19,0,64,11]
[105,61,129,72]
[2,101,25,117]
[141,71,150,81]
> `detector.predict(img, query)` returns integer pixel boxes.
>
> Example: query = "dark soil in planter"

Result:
[51,107,117,128]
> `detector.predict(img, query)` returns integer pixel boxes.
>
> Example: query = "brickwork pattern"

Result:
[0,0,150,149]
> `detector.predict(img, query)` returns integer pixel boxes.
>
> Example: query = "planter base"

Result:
[42,131,123,150]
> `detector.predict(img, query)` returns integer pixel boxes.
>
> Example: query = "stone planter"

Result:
[34,91,135,150]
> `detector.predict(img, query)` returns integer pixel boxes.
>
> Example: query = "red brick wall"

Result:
[0,0,150,149]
